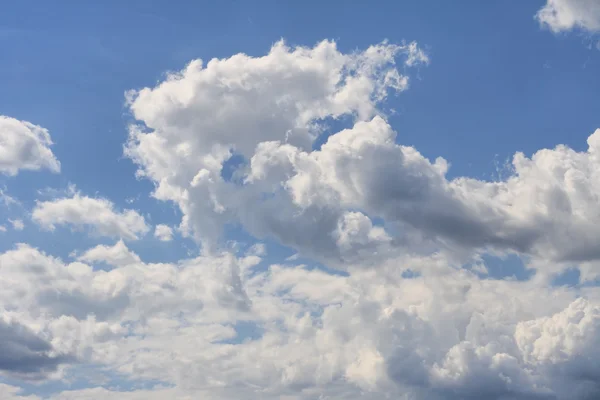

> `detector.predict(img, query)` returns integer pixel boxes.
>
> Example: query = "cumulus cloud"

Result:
[0,116,61,176]
[0,241,597,399]
[249,119,600,264]
[125,39,427,254]
[32,192,149,240]
[78,240,141,267]
[154,224,174,241]
[122,39,600,268]
[536,0,600,33]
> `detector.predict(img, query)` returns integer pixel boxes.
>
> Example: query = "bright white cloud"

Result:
[78,240,141,267]
[536,0,600,33]
[123,39,600,268]
[154,224,174,242]
[32,192,149,240]
[0,116,61,176]
[0,242,597,399]
[125,39,427,254]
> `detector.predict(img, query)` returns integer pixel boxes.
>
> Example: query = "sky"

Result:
[1,0,600,399]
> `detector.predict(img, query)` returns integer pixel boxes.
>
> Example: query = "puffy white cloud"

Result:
[0,116,60,176]
[32,192,149,240]
[0,242,596,399]
[123,39,600,267]
[536,0,600,33]
[125,39,427,254]
[154,224,174,241]
[78,240,141,267]
[516,298,600,380]
[248,118,600,264]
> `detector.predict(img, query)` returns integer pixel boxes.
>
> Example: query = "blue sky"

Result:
[1,1,600,399]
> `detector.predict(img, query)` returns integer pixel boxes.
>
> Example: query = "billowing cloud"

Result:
[124,37,600,266]
[248,118,600,265]
[125,39,427,255]
[154,224,174,242]
[0,241,597,399]
[536,0,600,33]
[32,192,149,240]
[0,116,61,176]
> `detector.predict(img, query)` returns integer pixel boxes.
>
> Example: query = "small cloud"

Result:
[154,224,174,242]
[0,225,6,233]
[9,219,24,231]
[32,189,149,240]
[246,243,267,257]
[78,240,141,267]
[0,187,19,207]
[286,253,300,261]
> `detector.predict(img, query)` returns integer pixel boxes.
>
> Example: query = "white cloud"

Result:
[154,224,174,242]
[9,219,24,231]
[536,0,600,33]
[0,241,597,399]
[0,116,60,176]
[32,192,149,240]
[123,39,600,268]
[0,225,6,233]
[125,39,426,254]
[0,187,19,207]
[78,240,141,267]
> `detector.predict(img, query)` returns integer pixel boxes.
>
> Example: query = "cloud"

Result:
[123,39,600,267]
[536,0,600,33]
[0,187,19,207]
[125,39,427,254]
[0,116,60,176]
[78,240,141,267]
[0,241,598,399]
[248,119,600,265]
[0,315,71,380]
[32,192,149,240]
[154,224,174,242]
[9,219,24,231]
